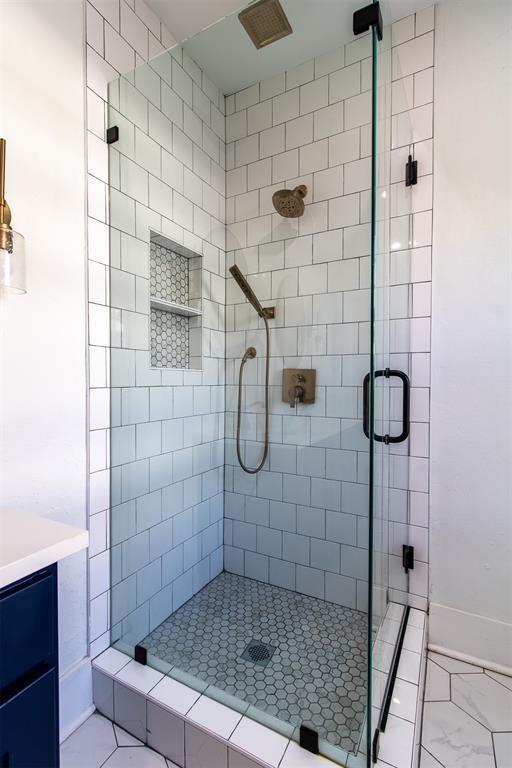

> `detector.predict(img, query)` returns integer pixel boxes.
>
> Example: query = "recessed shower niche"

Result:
[149,233,202,370]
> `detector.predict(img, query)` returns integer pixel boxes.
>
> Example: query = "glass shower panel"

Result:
[106,2,407,765]
[367,1,412,757]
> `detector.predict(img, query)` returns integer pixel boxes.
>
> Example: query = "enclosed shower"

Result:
[107,0,418,764]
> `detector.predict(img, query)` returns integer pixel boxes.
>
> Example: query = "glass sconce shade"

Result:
[0,229,26,293]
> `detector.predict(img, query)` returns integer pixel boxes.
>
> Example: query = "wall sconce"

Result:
[0,138,26,293]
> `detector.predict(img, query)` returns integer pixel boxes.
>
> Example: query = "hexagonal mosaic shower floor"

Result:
[141,572,368,754]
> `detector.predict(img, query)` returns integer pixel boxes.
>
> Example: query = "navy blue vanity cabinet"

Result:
[0,564,59,767]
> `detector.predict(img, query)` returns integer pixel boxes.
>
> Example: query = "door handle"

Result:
[363,369,410,444]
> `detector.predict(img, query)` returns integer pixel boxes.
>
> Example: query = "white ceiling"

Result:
[146,0,432,94]
[147,0,246,44]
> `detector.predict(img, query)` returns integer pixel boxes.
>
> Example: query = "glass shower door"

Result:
[367,1,412,761]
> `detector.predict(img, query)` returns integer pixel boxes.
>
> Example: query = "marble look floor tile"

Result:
[428,651,482,674]
[424,660,450,702]
[102,746,168,767]
[422,701,495,768]
[114,723,143,747]
[60,713,117,768]
[419,747,444,767]
[493,732,512,768]
[451,673,512,731]
[485,669,512,692]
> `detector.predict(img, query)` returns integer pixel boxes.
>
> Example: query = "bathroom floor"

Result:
[420,651,512,768]
[60,713,178,767]
[140,572,367,754]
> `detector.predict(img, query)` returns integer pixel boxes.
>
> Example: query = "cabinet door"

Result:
[0,669,59,768]
[0,565,57,691]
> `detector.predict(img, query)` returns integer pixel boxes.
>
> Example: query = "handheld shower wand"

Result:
[229,265,272,474]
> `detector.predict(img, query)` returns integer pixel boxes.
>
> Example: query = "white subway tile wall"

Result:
[86,2,433,657]
[86,0,226,655]
[224,12,433,613]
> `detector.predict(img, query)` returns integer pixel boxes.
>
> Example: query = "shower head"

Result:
[272,185,308,218]
[238,0,292,50]
[229,264,266,318]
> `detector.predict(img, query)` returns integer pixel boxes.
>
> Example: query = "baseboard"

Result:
[59,656,94,742]
[429,602,512,673]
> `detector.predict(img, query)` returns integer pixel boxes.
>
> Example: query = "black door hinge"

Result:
[353,2,383,41]
[134,644,147,665]
[405,154,418,186]
[299,725,319,754]
[106,125,119,144]
[403,545,415,574]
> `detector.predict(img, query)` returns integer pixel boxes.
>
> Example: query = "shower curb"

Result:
[91,646,332,767]
[91,603,426,768]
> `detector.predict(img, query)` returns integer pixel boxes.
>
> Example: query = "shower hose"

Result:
[235,315,270,474]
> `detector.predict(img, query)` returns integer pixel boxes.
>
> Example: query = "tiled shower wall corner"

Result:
[224,7,434,614]
[85,0,226,656]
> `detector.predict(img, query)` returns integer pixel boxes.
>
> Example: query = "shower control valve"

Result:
[282,369,316,408]
[290,375,305,408]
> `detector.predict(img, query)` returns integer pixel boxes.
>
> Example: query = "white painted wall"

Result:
[0,0,91,733]
[430,0,512,670]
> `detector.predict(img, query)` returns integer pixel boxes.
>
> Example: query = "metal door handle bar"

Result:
[363,369,410,444]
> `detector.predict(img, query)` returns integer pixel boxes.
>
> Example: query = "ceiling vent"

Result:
[238,0,293,49]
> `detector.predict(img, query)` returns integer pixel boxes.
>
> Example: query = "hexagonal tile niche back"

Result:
[149,242,191,369]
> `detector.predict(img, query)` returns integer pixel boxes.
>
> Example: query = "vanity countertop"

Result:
[0,508,89,588]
